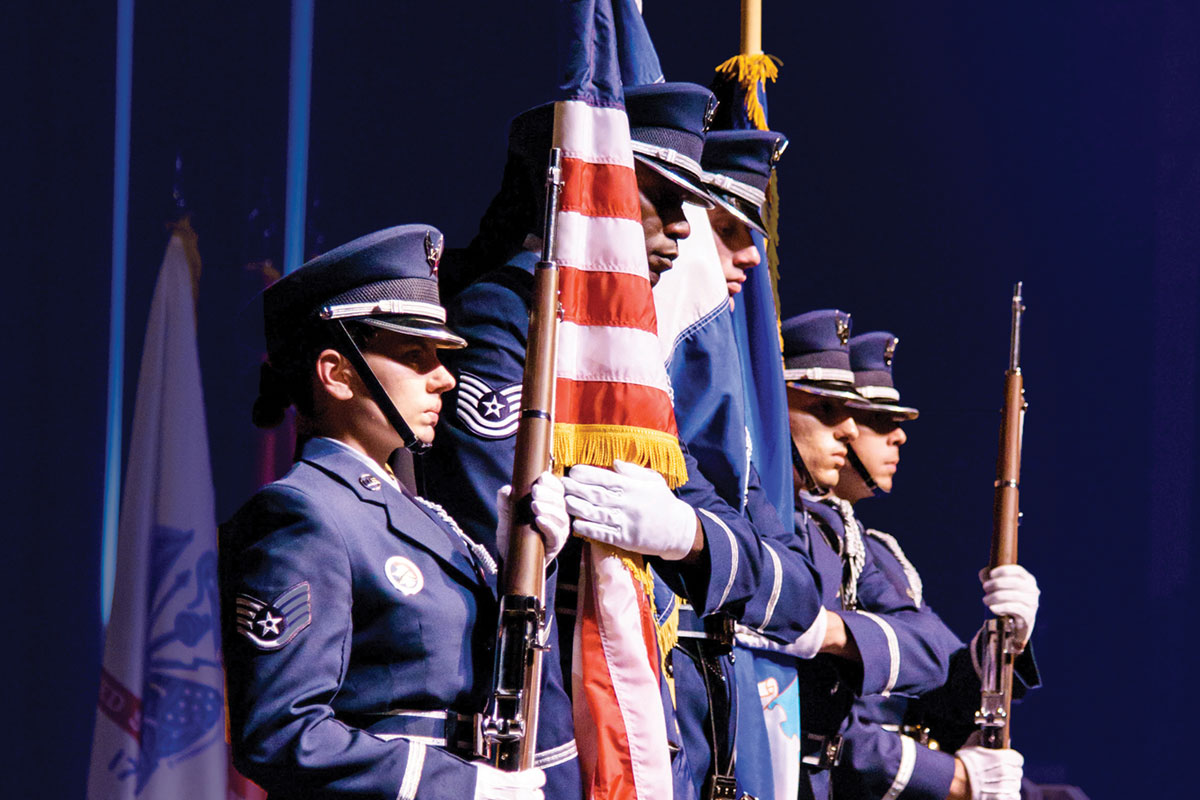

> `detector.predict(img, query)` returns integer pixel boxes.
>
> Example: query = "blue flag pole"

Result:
[283,0,314,275]
[100,0,135,627]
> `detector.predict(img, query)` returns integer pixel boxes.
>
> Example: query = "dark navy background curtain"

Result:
[5,2,1195,796]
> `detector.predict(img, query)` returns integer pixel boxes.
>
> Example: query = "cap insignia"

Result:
[424,230,444,276]
[884,337,898,366]
[771,137,789,165]
[836,315,851,346]
[703,96,719,132]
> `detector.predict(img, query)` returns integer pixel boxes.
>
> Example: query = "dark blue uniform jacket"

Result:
[790,497,959,800]
[832,521,1041,800]
[421,251,827,800]
[220,437,497,800]
[424,250,823,638]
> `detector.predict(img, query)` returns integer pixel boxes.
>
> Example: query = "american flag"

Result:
[549,2,684,798]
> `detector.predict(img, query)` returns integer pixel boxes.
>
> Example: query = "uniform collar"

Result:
[298,438,491,592]
[798,492,848,555]
[316,436,401,491]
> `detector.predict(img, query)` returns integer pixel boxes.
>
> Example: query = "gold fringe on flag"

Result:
[714,53,781,132]
[553,423,689,489]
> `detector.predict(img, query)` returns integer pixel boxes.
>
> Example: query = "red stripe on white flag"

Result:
[560,158,641,220]
[559,268,659,331]
[555,379,679,433]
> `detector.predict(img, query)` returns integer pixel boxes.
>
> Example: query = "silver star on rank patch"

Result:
[235,582,312,651]
[256,612,282,635]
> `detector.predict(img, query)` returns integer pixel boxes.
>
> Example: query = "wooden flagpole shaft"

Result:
[741,0,763,54]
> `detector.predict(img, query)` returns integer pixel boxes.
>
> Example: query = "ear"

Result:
[313,348,356,402]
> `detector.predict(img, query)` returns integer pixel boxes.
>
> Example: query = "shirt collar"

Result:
[315,437,400,492]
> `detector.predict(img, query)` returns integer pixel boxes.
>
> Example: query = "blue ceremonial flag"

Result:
[557,0,663,100]
[715,52,794,533]
[88,222,243,799]
[713,51,802,800]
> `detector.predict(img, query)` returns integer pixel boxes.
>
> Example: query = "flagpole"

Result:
[283,0,314,274]
[100,0,135,627]
[740,0,762,55]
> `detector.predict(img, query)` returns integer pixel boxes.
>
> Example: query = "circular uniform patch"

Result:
[385,556,424,596]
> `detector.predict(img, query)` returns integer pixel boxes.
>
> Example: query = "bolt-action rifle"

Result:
[976,282,1027,749]
[481,148,564,771]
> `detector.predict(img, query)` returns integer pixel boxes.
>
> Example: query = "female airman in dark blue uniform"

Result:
[219,225,568,800]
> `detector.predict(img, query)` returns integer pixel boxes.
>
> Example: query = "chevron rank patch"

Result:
[455,371,521,439]
[235,582,312,651]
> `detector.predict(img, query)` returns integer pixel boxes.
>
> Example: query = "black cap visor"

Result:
[708,188,767,236]
[359,315,467,349]
[846,398,920,421]
[634,153,716,209]
[786,380,867,403]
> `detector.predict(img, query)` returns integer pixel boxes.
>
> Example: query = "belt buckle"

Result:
[471,713,491,760]
[704,612,736,655]
[801,732,843,771]
[704,774,738,800]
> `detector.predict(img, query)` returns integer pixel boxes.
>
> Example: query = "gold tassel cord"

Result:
[656,596,681,705]
[766,169,785,351]
[715,52,789,351]
[714,53,782,132]
[552,423,689,489]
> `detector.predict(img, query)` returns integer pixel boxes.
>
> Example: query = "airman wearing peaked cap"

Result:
[826,330,1041,800]
[222,224,571,800]
[700,128,787,308]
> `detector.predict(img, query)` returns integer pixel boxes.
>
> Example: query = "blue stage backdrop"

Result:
[6,2,1197,797]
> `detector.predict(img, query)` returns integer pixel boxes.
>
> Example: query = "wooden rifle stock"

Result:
[977,283,1026,749]
[483,149,563,771]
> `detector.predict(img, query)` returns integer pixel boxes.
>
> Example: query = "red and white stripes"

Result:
[550,100,679,441]
[552,97,678,800]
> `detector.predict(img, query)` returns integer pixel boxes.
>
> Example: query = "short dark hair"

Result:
[252,321,380,428]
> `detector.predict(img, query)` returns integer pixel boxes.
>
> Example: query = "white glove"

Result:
[956,745,1024,800]
[980,565,1040,646]
[496,472,570,565]
[562,459,698,560]
[472,762,546,800]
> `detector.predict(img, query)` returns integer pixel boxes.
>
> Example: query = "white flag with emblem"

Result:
[87,224,255,798]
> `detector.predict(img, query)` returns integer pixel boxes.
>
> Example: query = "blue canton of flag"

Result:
[455,371,522,439]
